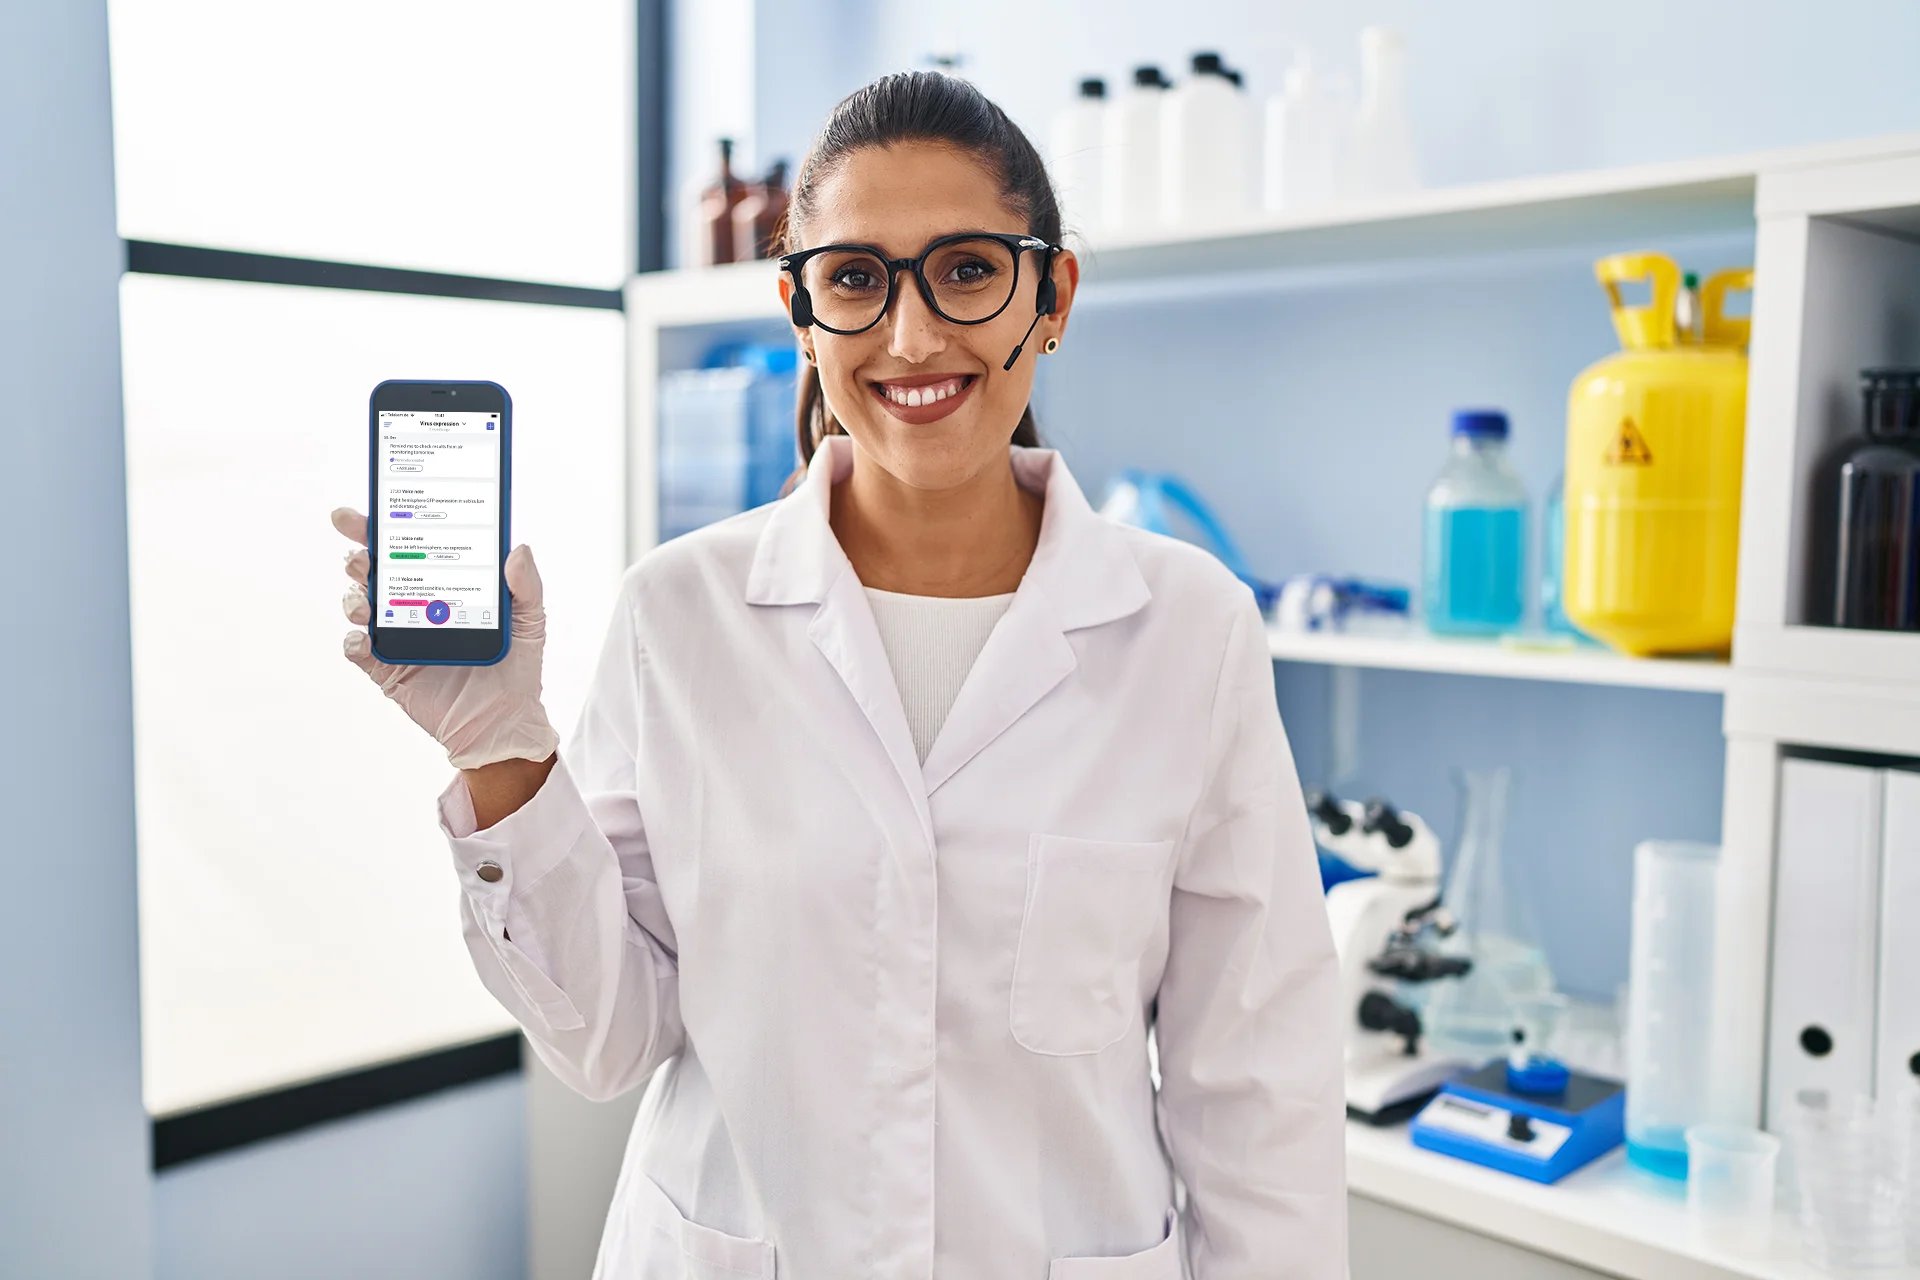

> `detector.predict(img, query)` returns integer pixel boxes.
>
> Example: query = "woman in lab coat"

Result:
[332,70,1345,1280]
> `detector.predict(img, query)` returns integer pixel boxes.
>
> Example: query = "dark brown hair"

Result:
[773,71,1059,496]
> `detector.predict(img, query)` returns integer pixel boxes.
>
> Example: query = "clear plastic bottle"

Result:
[1424,409,1529,636]
[1540,474,1585,638]
[1343,26,1420,199]
[1263,54,1339,212]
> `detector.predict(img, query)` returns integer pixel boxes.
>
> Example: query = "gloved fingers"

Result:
[342,628,380,675]
[331,506,369,546]
[502,543,542,606]
[504,544,547,640]
[342,586,371,625]
[344,548,369,587]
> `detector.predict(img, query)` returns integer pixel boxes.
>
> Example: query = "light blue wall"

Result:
[154,1077,527,1280]
[0,1,152,1276]
[776,0,1920,194]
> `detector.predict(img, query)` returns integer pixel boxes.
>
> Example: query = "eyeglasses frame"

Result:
[778,231,1058,336]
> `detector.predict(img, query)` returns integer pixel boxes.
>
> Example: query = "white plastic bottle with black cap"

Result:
[1103,65,1171,234]
[1048,77,1108,236]
[1161,51,1254,230]
[1343,25,1420,200]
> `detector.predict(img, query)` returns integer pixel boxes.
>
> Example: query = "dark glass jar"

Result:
[1832,368,1920,630]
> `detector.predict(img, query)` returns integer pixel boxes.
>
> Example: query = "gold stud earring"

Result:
[1043,337,1060,354]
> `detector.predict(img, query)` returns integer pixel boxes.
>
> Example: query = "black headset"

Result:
[1003,246,1058,370]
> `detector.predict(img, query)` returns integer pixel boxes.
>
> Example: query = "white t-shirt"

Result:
[862,586,1016,763]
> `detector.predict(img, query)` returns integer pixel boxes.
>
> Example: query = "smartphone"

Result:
[367,379,512,665]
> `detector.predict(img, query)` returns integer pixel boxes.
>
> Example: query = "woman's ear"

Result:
[777,276,808,352]
[1046,247,1080,340]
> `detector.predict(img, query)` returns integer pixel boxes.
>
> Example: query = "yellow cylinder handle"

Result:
[1702,267,1755,348]
[1596,252,1681,350]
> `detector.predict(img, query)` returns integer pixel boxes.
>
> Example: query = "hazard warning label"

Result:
[1605,418,1654,465]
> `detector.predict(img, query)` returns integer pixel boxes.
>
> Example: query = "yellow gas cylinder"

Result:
[1563,253,1753,656]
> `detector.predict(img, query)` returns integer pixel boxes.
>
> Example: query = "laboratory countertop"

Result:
[1345,1119,1916,1280]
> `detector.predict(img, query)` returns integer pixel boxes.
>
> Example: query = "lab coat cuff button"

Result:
[476,861,504,884]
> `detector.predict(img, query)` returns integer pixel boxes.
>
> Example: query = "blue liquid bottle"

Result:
[1424,409,1528,636]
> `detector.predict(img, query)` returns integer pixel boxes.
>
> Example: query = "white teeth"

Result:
[882,378,965,407]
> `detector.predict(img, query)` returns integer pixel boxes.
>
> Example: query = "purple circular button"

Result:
[426,600,450,625]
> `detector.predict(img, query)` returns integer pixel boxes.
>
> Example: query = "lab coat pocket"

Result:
[624,1170,777,1279]
[1048,1208,1183,1278]
[1011,834,1177,1056]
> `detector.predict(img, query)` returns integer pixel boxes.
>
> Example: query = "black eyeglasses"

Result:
[779,231,1058,335]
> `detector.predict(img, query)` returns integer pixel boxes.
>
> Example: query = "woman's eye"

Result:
[946,259,997,285]
[831,267,880,291]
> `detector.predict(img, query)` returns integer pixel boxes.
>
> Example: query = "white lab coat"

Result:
[438,435,1347,1279]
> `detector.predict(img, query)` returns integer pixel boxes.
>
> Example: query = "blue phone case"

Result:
[367,379,513,667]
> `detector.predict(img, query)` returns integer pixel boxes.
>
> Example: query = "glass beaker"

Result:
[1419,767,1556,1061]
[1625,839,1718,1178]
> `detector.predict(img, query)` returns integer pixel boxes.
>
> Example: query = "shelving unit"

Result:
[625,128,1920,1280]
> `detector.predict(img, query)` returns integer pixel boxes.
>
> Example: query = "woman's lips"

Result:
[869,374,977,425]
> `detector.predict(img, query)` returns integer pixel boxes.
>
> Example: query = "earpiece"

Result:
[1003,247,1060,372]
[789,288,814,328]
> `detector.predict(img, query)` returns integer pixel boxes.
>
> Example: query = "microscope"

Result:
[1309,790,1475,1124]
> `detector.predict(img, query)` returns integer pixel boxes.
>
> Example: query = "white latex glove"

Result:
[332,506,560,769]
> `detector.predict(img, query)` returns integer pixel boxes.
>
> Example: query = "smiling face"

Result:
[780,141,1075,493]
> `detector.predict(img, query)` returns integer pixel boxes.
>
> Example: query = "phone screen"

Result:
[374,408,502,630]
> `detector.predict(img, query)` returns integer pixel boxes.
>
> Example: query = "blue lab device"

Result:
[1408,1059,1625,1184]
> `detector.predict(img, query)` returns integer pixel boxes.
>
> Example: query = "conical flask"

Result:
[1418,767,1556,1061]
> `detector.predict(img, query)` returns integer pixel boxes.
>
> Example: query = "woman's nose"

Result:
[883,274,948,361]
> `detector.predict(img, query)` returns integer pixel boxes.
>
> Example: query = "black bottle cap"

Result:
[1861,368,1920,441]
[1225,68,1244,87]
[1191,51,1225,75]
[1078,77,1106,98]
[1133,65,1169,88]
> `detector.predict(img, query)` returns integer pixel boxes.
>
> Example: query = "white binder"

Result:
[1877,768,1920,1101]
[1766,758,1885,1128]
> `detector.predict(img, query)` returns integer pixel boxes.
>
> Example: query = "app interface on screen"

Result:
[375,409,501,629]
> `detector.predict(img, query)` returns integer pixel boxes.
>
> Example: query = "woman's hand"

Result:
[333,506,560,772]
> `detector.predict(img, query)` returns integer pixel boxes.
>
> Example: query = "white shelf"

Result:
[625,131,1920,333]
[1345,1122,1850,1280]
[1267,628,1732,693]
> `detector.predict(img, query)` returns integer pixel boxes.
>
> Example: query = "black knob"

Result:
[1800,1026,1834,1058]
[1507,1113,1536,1143]
[1306,789,1352,836]
[1363,799,1415,849]
[1357,991,1422,1054]
[1908,1051,1919,1078]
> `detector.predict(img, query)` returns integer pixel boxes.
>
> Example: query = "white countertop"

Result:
[1345,1119,1915,1280]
